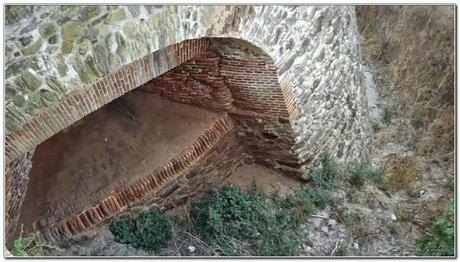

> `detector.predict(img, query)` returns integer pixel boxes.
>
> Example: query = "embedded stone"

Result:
[48,35,58,44]
[62,22,84,42]
[128,6,140,17]
[122,21,137,39]
[5,84,17,98]
[21,71,42,91]
[105,8,127,24]
[46,76,65,94]
[85,55,100,77]
[39,88,58,101]
[78,6,101,21]
[39,23,57,38]
[21,39,43,56]
[61,41,73,54]
[18,36,33,47]
[78,40,91,55]
[6,5,34,25]
[13,95,26,107]
[72,57,96,84]
[56,55,68,76]
[93,43,110,75]
[19,17,39,34]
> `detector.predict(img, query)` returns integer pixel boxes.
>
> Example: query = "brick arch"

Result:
[5,36,299,163]
[5,36,302,243]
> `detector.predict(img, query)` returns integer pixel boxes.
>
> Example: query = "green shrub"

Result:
[416,199,454,256]
[189,185,302,256]
[310,153,340,189]
[10,225,62,256]
[11,232,44,256]
[297,186,334,209]
[372,121,382,132]
[349,164,388,192]
[110,209,173,250]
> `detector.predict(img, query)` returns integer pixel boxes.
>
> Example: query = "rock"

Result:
[390,213,397,222]
[105,8,127,24]
[353,242,360,250]
[19,36,33,47]
[63,22,85,43]
[21,39,43,55]
[328,219,337,227]
[21,71,42,90]
[39,23,57,38]
[128,6,140,17]
[309,217,322,228]
[320,226,329,233]
[55,55,68,76]
[46,76,65,94]
[187,245,196,253]
[78,6,101,21]
[48,35,58,44]
[61,41,73,54]
[13,95,26,107]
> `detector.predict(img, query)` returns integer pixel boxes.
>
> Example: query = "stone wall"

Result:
[139,39,300,176]
[5,6,371,170]
[5,5,372,242]
[5,150,34,245]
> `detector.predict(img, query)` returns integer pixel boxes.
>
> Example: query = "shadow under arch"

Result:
[7,36,303,244]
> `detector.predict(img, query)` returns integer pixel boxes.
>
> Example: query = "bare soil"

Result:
[17,91,222,235]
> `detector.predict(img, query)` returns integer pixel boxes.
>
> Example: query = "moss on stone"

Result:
[72,57,96,84]
[105,8,127,24]
[62,22,84,42]
[39,23,57,38]
[13,95,26,107]
[85,55,100,77]
[18,36,33,47]
[5,84,18,98]
[128,6,140,17]
[55,55,68,77]
[6,6,34,25]
[123,21,138,38]
[78,6,101,21]
[61,40,73,54]
[21,71,42,91]
[38,88,58,101]
[21,39,43,56]
[46,75,65,94]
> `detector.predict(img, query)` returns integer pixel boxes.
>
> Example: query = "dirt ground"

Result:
[222,163,302,195]
[17,91,222,235]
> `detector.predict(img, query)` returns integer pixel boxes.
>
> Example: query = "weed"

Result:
[189,185,302,256]
[349,164,388,192]
[334,244,348,256]
[372,121,382,133]
[385,156,419,192]
[416,198,454,256]
[310,153,340,189]
[11,225,62,256]
[110,209,173,250]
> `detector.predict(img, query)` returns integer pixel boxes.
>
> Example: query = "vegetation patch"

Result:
[11,225,62,256]
[110,209,173,250]
[189,185,304,256]
[416,198,454,256]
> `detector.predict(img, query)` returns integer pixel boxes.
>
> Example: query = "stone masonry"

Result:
[5,5,371,244]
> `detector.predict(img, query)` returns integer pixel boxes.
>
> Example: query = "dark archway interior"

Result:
[17,38,302,240]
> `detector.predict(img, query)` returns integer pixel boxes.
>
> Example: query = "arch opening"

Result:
[11,37,303,243]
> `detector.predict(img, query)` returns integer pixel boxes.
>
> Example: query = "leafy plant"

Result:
[11,225,62,256]
[310,153,340,189]
[372,121,382,132]
[110,209,173,250]
[189,185,302,256]
[416,199,454,256]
